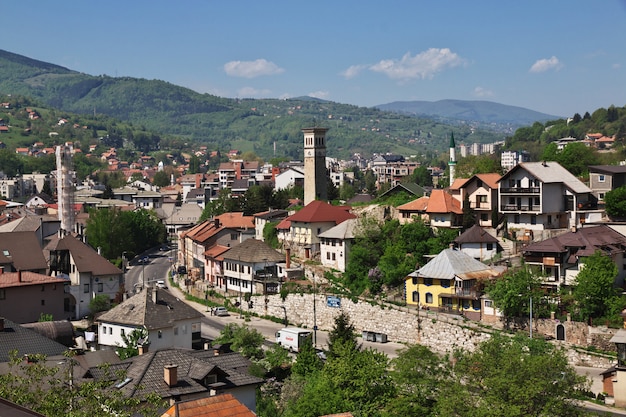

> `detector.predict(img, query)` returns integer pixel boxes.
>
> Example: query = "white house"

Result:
[274,168,304,191]
[96,287,203,350]
[318,218,359,272]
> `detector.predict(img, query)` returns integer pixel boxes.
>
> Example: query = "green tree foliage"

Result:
[0,350,165,417]
[214,323,265,359]
[408,165,433,187]
[88,294,111,318]
[573,250,622,323]
[385,345,449,417]
[327,311,359,358]
[604,185,626,219]
[116,327,149,360]
[461,194,476,231]
[86,208,166,260]
[263,221,280,249]
[454,154,502,178]
[436,334,589,417]
[291,337,323,377]
[152,170,170,187]
[486,264,544,323]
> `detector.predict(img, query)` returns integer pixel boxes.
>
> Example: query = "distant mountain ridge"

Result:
[376,99,560,127]
[0,48,557,159]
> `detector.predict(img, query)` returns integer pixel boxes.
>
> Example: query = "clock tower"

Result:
[303,127,328,205]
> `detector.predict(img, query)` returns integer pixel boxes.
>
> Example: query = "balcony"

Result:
[469,202,492,209]
[500,205,538,212]
[454,288,479,299]
[500,187,540,194]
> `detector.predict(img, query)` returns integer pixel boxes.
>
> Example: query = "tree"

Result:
[0,350,165,417]
[214,323,265,359]
[188,154,200,174]
[487,264,544,326]
[291,337,323,377]
[461,194,476,231]
[604,185,626,219]
[152,170,170,187]
[327,311,358,357]
[117,327,149,360]
[88,294,110,317]
[385,344,448,417]
[573,250,622,323]
[436,334,589,417]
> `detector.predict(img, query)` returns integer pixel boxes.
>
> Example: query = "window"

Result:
[424,278,433,286]
[440,279,450,288]
[487,243,494,250]
[109,327,112,335]
[102,326,107,334]
[412,291,419,303]
[174,327,179,335]
[514,214,520,223]
[158,330,163,339]
[332,253,336,261]
[84,284,89,293]
[98,283,103,292]
[480,213,488,221]
[121,329,125,336]
[412,277,418,285]
[41,299,45,306]
[0,289,5,300]
[425,293,433,304]
[599,192,605,200]
[599,174,605,182]
[479,195,487,203]
[41,285,45,292]
[485,300,493,308]
[531,215,536,225]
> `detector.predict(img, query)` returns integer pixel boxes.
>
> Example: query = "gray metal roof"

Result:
[504,162,591,194]
[318,218,359,240]
[409,248,499,281]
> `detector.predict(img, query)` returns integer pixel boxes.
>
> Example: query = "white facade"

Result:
[319,238,349,272]
[457,242,498,262]
[274,168,304,191]
[98,318,200,351]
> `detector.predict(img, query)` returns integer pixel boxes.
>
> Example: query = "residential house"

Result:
[406,248,501,320]
[521,224,626,291]
[274,167,305,191]
[161,394,256,417]
[218,160,260,189]
[253,209,289,241]
[453,173,501,228]
[179,213,255,282]
[46,232,123,319]
[97,287,204,351]
[220,238,284,296]
[426,189,462,229]
[113,348,263,412]
[588,165,626,203]
[377,182,427,201]
[318,218,359,272]
[497,161,596,234]
[280,200,356,259]
[0,231,48,274]
[397,196,429,225]
[453,225,500,262]
[161,203,203,237]
[0,271,68,323]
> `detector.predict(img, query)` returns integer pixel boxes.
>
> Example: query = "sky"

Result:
[4,1,626,118]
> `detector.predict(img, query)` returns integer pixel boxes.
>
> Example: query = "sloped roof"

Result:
[318,218,359,240]
[397,196,429,212]
[204,244,231,259]
[97,287,203,329]
[454,225,499,244]
[287,200,355,224]
[378,182,426,199]
[0,271,67,289]
[0,231,48,271]
[522,224,626,257]
[0,317,67,362]
[425,190,462,214]
[216,212,254,228]
[0,214,59,233]
[222,238,284,263]
[500,161,591,194]
[462,173,501,190]
[449,178,469,190]
[588,165,626,175]
[161,394,256,417]
[345,194,374,205]
[117,349,263,400]
[45,234,122,276]
[253,209,289,221]
[408,248,499,281]
[21,320,75,347]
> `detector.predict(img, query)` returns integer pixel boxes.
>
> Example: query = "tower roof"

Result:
[449,132,455,148]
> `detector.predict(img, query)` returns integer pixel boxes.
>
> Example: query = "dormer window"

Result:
[206,374,218,384]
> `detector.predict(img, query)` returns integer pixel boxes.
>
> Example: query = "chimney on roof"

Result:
[542,161,547,167]
[18,270,22,282]
[285,247,291,269]
[0,317,4,331]
[152,288,158,304]
[138,343,149,355]
[164,364,178,387]
[214,217,220,228]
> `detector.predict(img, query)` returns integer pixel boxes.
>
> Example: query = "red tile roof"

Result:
[425,190,462,214]
[397,196,429,211]
[0,271,67,288]
[287,200,355,224]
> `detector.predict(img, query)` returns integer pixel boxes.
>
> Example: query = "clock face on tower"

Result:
[305,149,314,157]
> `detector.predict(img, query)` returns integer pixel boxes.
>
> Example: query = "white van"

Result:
[275,327,312,352]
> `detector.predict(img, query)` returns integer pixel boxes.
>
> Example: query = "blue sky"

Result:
[5,1,626,117]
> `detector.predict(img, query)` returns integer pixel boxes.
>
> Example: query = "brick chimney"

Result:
[138,343,149,355]
[214,217,220,229]
[164,364,178,387]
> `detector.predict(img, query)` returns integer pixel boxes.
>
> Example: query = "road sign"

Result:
[326,296,341,308]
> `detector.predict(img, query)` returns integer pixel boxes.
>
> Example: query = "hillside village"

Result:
[5,113,626,414]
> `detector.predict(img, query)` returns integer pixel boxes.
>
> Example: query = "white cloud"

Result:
[308,90,330,100]
[368,48,465,81]
[340,64,367,79]
[223,59,285,78]
[529,56,562,73]
[473,86,494,98]
[236,86,272,98]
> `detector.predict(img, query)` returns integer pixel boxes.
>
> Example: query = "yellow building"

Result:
[405,248,501,320]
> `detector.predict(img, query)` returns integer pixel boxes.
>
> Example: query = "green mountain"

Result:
[0,49,532,160]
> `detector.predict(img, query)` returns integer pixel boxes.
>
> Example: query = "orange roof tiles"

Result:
[161,393,255,417]
[449,178,468,190]
[397,196,429,211]
[425,189,462,214]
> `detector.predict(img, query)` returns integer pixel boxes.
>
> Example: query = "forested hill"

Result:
[0,49,539,159]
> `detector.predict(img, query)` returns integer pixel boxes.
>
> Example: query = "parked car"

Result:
[177,265,187,275]
[138,256,150,264]
[155,280,167,289]
[214,307,229,317]
[160,245,169,251]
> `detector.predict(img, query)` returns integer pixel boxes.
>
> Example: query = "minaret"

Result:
[303,127,328,205]
[448,132,456,186]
